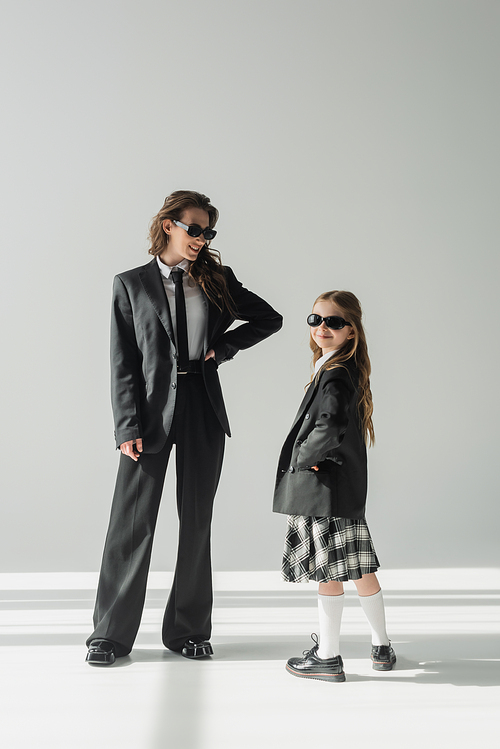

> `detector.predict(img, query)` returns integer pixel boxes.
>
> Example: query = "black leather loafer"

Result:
[371,644,397,671]
[286,635,345,682]
[86,639,116,665]
[181,639,214,659]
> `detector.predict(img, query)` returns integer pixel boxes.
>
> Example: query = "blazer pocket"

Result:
[205,356,219,370]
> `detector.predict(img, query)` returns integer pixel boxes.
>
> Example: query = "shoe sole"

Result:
[286,664,346,682]
[372,657,396,671]
[86,656,116,666]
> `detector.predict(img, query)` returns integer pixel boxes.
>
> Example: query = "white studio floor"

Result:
[0,568,498,749]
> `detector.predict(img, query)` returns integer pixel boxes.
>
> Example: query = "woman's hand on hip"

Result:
[120,439,143,461]
[204,349,215,361]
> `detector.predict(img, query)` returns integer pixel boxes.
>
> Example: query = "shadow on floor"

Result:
[123,635,500,687]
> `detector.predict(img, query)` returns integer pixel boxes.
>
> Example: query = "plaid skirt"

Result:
[282,515,380,583]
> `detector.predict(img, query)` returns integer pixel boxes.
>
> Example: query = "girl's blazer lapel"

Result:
[289,377,320,433]
[139,260,175,344]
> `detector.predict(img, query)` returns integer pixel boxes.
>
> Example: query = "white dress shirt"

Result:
[156,256,207,361]
[314,350,338,375]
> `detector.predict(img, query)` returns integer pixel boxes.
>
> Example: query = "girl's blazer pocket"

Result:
[298,457,342,472]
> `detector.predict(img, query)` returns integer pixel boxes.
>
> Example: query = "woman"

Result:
[86,190,282,665]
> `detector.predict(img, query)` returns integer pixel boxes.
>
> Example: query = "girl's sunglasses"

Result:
[307,314,351,330]
[173,220,217,241]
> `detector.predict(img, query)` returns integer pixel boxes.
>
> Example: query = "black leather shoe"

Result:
[86,639,116,665]
[371,644,396,671]
[181,639,214,659]
[286,634,346,682]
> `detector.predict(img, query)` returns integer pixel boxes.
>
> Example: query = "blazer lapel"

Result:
[200,286,227,353]
[289,378,319,432]
[139,259,175,343]
[203,288,222,352]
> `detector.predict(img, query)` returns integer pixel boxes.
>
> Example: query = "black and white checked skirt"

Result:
[282,515,380,583]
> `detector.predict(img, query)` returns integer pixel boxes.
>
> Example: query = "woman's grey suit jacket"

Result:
[111,258,282,452]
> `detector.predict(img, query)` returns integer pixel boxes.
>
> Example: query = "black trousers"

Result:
[87,374,225,657]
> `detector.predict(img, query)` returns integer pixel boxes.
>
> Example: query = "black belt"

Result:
[177,360,202,374]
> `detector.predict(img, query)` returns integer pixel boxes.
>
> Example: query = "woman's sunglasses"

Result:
[307,314,351,330]
[173,220,217,241]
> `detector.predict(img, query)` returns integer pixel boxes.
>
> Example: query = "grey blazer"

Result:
[111,258,282,452]
[273,359,368,519]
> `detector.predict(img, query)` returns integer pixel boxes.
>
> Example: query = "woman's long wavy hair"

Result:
[310,290,375,446]
[148,190,237,316]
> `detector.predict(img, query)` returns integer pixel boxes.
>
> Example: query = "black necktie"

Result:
[170,268,189,370]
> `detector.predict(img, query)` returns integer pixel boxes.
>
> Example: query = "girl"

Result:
[86,190,282,664]
[273,291,395,682]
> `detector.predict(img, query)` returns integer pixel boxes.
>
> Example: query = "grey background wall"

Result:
[1,0,498,573]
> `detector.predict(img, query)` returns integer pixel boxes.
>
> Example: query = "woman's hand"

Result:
[120,438,143,461]
[204,349,215,361]
[311,466,319,471]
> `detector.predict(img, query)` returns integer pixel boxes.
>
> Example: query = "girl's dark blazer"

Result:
[111,258,282,452]
[273,359,367,519]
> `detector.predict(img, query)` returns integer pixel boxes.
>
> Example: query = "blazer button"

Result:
[296,439,303,445]
[304,414,310,420]
[171,383,177,389]
[288,466,295,473]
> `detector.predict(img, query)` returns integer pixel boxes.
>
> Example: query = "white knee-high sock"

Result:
[316,593,344,659]
[358,589,390,646]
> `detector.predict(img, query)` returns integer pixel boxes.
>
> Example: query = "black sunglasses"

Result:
[307,314,351,330]
[173,220,217,241]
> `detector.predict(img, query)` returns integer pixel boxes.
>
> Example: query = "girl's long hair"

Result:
[310,290,375,446]
[148,190,237,316]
